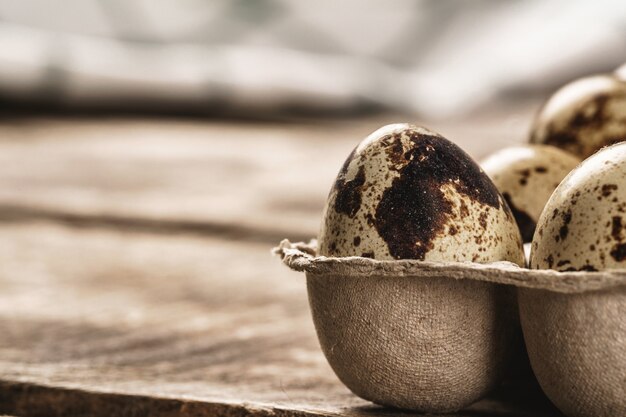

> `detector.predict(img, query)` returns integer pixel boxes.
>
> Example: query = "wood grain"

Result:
[0,111,532,242]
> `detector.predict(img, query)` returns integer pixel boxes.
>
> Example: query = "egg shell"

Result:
[522,143,626,416]
[530,74,626,159]
[319,123,524,265]
[481,145,581,242]
[531,143,626,271]
[310,124,525,412]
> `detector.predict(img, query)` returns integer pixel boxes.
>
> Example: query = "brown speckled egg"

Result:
[530,74,626,159]
[481,145,580,242]
[318,123,524,266]
[531,142,626,271]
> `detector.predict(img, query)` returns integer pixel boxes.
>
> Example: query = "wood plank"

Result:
[0,108,534,242]
[0,223,559,416]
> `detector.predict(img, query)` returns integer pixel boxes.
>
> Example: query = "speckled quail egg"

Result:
[318,123,524,266]
[530,74,626,159]
[531,142,626,271]
[481,145,581,242]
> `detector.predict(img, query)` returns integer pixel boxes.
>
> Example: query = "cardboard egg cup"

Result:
[274,239,626,417]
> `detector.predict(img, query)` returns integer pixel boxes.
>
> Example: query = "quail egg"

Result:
[318,123,524,265]
[529,74,626,159]
[481,145,581,242]
[531,142,626,271]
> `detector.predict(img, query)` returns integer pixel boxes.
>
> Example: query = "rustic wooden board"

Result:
[0,224,559,417]
[0,110,532,243]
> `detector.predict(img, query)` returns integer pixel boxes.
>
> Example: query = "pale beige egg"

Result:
[531,142,626,271]
[318,123,524,266]
[481,145,580,242]
[530,74,626,159]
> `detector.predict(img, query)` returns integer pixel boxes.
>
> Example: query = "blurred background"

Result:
[0,2,624,414]
[1,0,625,118]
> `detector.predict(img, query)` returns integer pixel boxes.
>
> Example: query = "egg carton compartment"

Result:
[274,239,626,417]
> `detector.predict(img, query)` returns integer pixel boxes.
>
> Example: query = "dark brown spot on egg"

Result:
[353,236,361,247]
[558,210,572,241]
[601,184,618,198]
[545,254,554,268]
[502,192,536,242]
[535,166,548,173]
[361,251,374,258]
[541,130,578,148]
[580,265,599,271]
[562,265,599,272]
[373,130,503,260]
[449,225,458,235]
[571,93,611,127]
[611,242,626,261]
[551,208,559,220]
[517,168,531,186]
[534,90,626,157]
[478,211,488,229]
[381,134,407,166]
[612,216,624,242]
[333,164,366,218]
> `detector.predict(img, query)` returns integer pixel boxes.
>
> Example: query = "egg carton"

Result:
[274,239,626,417]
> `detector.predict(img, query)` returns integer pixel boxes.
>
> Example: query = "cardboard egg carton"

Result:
[274,239,626,417]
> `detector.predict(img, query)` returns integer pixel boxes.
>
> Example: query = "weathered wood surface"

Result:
[0,109,563,417]
[0,110,531,242]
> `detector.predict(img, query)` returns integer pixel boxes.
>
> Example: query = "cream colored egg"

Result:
[481,145,580,242]
[319,123,524,266]
[530,74,626,159]
[531,142,626,271]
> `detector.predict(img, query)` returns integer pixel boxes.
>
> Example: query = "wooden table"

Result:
[0,108,563,416]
